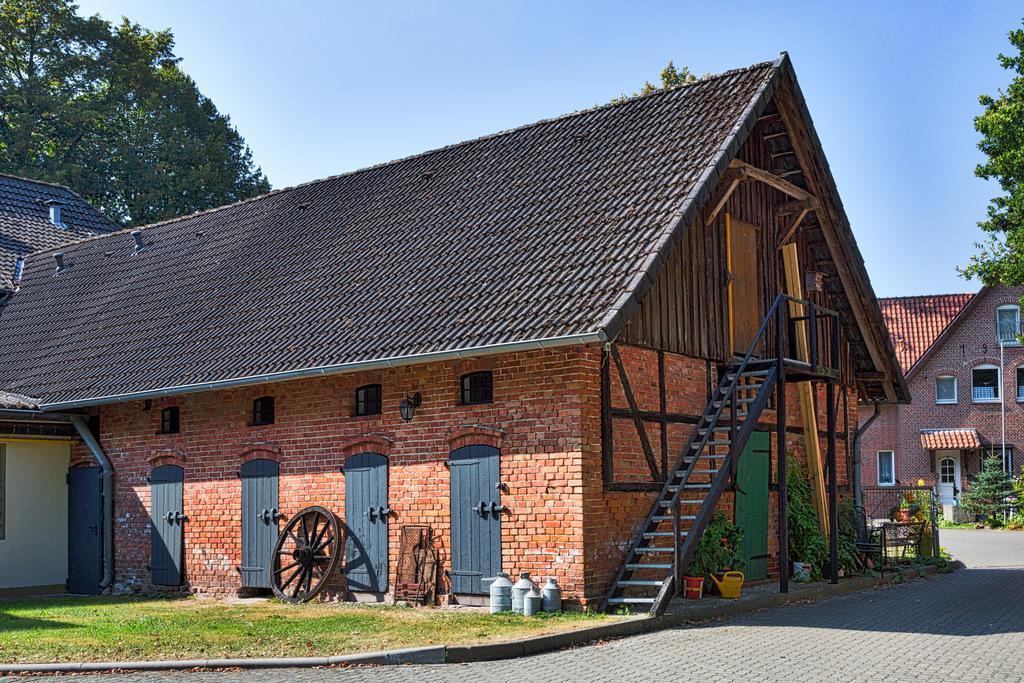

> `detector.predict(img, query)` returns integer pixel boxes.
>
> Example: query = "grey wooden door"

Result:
[240,459,280,589]
[150,465,184,586]
[344,452,389,592]
[449,445,501,594]
[68,466,102,595]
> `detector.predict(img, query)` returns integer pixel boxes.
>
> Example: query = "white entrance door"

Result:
[937,450,961,510]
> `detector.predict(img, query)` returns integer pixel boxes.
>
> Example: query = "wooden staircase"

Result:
[603,357,778,614]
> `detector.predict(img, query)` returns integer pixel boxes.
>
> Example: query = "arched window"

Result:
[996,304,1020,345]
[251,396,275,426]
[935,376,957,404]
[971,365,1000,402]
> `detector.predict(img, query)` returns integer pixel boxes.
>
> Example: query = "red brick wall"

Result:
[76,346,595,599]
[861,286,1024,492]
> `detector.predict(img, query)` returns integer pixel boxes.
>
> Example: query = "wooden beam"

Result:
[771,79,898,403]
[776,198,817,216]
[609,344,662,481]
[703,168,743,227]
[777,207,810,249]
[782,243,829,537]
[729,158,816,201]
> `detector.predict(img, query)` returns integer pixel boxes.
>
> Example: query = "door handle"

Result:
[258,509,270,524]
[490,502,507,515]
[164,511,174,523]
[377,506,393,518]
[475,501,487,517]
[173,511,184,524]
[271,508,282,523]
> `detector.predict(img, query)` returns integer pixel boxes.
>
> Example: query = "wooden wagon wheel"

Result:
[271,505,342,603]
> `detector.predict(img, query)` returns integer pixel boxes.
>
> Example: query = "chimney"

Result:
[44,198,68,228]
[131,230,146,254]
[53,252,66,272]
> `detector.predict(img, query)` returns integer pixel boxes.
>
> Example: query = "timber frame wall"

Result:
[586,102,862,597]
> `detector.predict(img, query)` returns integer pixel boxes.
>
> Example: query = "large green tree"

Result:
[962,20,1024,286]
[0,0,269,225]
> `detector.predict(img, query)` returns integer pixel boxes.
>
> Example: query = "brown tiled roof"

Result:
[920,429,982,450]
[0,174,119,288]
[879,293,976,373]
[0,59,787,407]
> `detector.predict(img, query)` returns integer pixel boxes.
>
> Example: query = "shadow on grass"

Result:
[0,594,183,633]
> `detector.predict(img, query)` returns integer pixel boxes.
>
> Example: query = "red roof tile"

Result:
[879,293,975,373]
[920,429,982,450]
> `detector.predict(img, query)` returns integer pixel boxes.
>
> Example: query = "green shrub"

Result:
[688,512,744,578]
[786,457,827,579]
[962,456,1018,527]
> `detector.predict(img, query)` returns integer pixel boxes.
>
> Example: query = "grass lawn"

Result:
[0,595,613,664]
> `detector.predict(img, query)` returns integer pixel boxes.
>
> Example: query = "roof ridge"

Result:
[0,171,120,231]
[880,291,977,302]
[19,56,780,259]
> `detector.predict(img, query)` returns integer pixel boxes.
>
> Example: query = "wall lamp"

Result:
[399,392,422,422]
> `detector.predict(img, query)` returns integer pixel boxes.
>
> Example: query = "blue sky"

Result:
[76,0,1023,297]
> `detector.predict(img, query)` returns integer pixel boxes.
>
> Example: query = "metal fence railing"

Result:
[860,485,940,564]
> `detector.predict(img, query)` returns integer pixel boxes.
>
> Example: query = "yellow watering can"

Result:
[709,571,744,599]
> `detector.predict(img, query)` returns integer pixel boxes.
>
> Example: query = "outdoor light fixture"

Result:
[399,392,422,422]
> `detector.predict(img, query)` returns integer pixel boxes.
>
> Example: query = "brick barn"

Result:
[0,54,907,611]
[860,285,1024,521]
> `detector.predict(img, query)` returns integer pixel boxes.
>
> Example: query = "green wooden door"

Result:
[735,431,770,580]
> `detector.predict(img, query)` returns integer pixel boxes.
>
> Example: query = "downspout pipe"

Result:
[69,415,114,591]
[853,402,881,509]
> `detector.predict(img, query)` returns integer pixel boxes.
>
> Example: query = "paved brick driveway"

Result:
[14,530,1024,683]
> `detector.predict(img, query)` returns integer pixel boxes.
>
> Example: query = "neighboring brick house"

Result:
[860,285,1024,519]
[0,173,119,596]
[0,55,907,609]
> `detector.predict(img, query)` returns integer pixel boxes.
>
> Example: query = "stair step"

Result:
[657,499,704,507]
[726,369,772,379]
[652,515,697,522]
[705,440,732,446]
[634,546,674,553]
[617,579,665,587]
[713,397,757,406]
[625,563,672,570]
[736,383,765,392]
[643,531,689,538]
[608,597,656,604]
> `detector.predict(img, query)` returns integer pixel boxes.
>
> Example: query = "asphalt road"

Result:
[7,529,1023,682]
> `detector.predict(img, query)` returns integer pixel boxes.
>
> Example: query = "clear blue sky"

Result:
[76,0,1023,297]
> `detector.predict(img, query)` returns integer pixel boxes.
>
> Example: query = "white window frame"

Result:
[935,375,957,404]
[877,450,895,486]
[996,304,1021,346]
[1017,367,1024,403]
[972,364,1001,403]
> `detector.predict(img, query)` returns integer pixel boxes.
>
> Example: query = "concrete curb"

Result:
[0,563,954,674]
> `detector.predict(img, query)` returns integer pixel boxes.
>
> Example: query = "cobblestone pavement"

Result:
[11,531,1024,683]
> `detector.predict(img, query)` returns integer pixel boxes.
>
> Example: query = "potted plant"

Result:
[896,498,912,522]
[684,512,744,599]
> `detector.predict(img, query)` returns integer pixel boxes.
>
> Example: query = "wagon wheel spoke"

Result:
[312,535,334,554]
[280,565,304,590]
[271,506,341,604]
[274,561,300,575]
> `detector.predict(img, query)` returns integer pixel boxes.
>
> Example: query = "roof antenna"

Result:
[54,252,66,273]
[131,230,146,254]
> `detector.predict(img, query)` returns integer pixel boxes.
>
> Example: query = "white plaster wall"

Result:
[0,439,70,589]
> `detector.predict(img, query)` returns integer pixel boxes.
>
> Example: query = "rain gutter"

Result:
[38,331,607,411]
[853,402,881,509]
